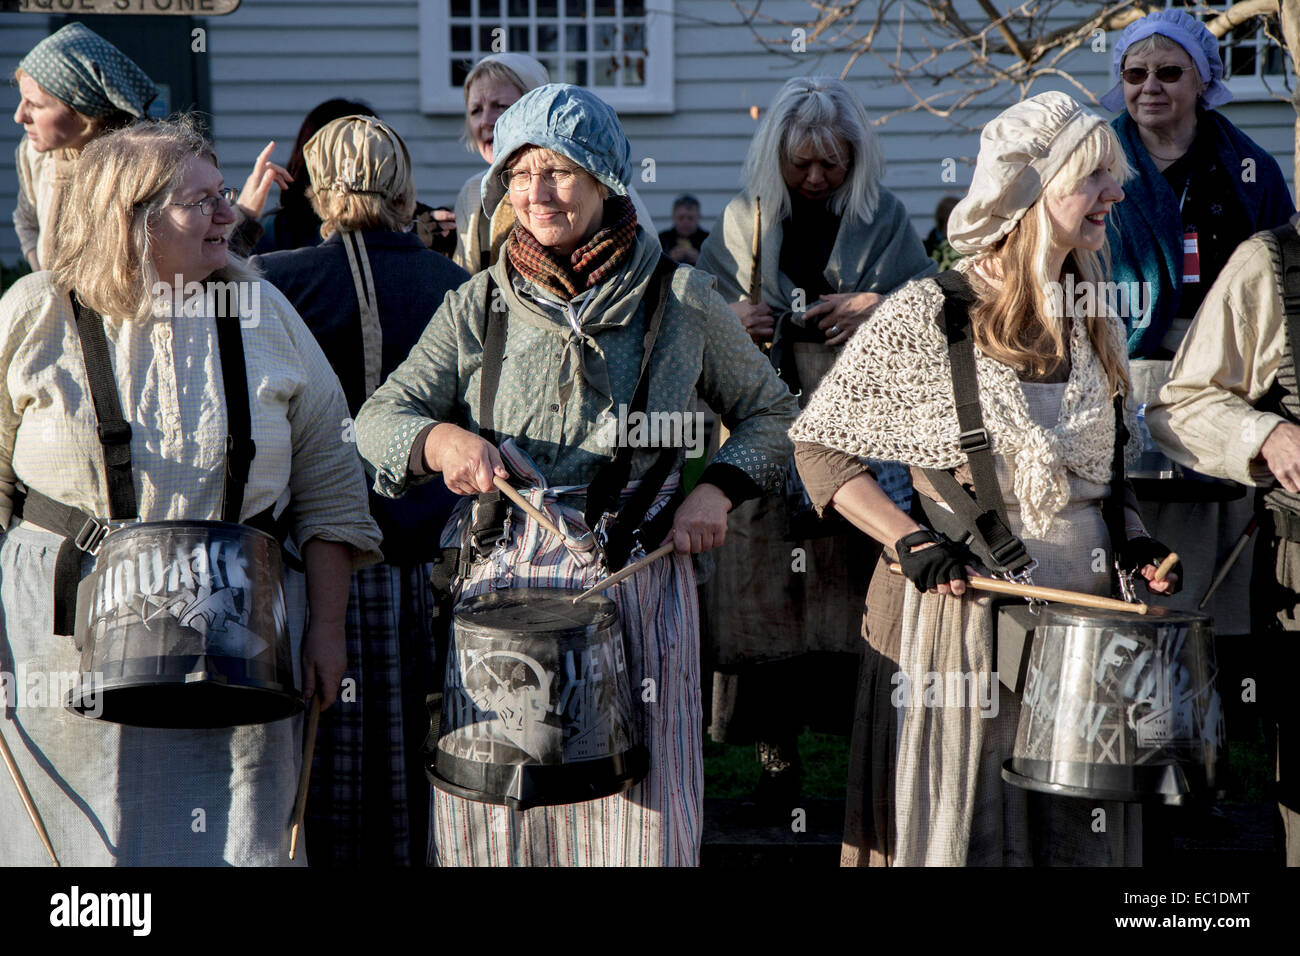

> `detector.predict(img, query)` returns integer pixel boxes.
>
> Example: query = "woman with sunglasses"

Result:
[1102,10,1294,720]
[1104,9,1293,359]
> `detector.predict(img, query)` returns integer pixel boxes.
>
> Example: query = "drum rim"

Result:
[453,585,620,631]
[100,519,282,547]
[1037,604,1214,627]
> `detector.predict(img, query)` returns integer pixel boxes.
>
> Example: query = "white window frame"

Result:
[418,0,675,115]
[1170,1,1293,103]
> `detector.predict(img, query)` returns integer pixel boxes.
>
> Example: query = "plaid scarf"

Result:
[508,195,638,301]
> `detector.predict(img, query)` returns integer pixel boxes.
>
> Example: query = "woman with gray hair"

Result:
[0,116,381,865]
[356,83,798,866]
[694,76,934,810]
[253,115,468,866]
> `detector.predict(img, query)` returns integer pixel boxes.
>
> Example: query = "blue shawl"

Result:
[1108,110,1294,357]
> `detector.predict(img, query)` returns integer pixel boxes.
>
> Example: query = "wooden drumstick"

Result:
[288,694,321,861]
[887,563,1148,615]
[492,476,595,553]
[0,724,59,866]
[748,196,762,304]
[1153,552,1180,582]
[572,542,677,603]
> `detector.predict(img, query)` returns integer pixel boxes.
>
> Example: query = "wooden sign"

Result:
[2,0,241,14]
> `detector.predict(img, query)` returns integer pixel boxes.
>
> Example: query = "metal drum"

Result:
[1129,359,1242,502]
[1002,604,1226,804]
[429,587,648,811]
[67,521,299,728]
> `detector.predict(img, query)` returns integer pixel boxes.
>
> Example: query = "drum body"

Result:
[1129,359,1242,502]
[430,587,648,811]
[1003,605,1226,804]
[67,521,300,728]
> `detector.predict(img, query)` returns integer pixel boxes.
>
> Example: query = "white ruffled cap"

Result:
[946,92,1106,255]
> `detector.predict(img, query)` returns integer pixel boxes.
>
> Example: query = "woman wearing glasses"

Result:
[356,84,798,866]
[1103,10,1295,701]
[1104,9,1293,361]
[12,23,289,272]
[0,117,381,865]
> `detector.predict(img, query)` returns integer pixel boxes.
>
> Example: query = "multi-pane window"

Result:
[420,0,674,113]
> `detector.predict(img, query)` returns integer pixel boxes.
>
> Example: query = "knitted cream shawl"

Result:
[789,272,1139,537]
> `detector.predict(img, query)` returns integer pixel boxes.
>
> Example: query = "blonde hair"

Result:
[48,115,257,322]
[969,122,1132,395]
[310,188,416,238]
[460,60,532,153]
[741,77,884,226]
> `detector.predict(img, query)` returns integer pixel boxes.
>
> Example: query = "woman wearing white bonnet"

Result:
[792,91,1179,865]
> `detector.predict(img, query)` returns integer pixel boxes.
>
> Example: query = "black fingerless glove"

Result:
[1119,536,1182,592]
[896,528,971,593]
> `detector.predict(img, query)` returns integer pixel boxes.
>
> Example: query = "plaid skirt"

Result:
[305,561,439,866]
[431,490,703,867]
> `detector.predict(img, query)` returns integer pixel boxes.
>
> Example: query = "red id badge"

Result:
[1183,228,1200,284]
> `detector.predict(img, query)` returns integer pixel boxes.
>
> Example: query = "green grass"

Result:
[703,725,1271,804]
[704,730,851,799]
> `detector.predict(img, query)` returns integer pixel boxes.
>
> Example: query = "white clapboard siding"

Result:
[1,0,1294,266]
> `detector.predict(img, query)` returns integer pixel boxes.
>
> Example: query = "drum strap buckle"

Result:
[73,516,111,555]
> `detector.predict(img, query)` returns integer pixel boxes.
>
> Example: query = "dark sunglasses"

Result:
[1121,65,1189,85]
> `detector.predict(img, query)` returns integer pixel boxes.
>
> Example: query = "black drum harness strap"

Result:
[917,271,1130,597]
[14,292,287,636]
[464,254,681,578]
[1266,220,1300,540]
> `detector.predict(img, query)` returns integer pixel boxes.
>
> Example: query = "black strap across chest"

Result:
[70,293,256,524]
[918,271,1128,581]
[474,255,680,569]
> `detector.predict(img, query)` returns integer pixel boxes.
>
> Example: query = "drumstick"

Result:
[1199,517,1257,610]
[492,476,595,553]
[748,196,762,304]
[1153,552,1179,582]
[572,542,677,603]
[0,725,59,866]
[886,563,1149,615]
[288,694,321,861]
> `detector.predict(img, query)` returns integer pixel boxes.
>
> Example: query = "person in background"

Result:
[658,194,709,265]
[0,117,381,866]
[252,98,457,258]
[695,76,933,814]
[252,115,468,866]
[1101,11,1295,809]
[13,23,289,268]
[451,53,656,272]
[923,195,962,270]
[1146,211,1300,867]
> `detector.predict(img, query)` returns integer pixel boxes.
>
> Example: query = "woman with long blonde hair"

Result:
[792,92,1178,866]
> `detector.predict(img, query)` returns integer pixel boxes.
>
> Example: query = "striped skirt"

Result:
[431,498,703,867]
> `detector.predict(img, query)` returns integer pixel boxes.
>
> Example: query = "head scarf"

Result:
[303,115,413,201]
[467,53,550,96]
[1099,9,1232,112]
[19,23,156,119]
[481,83,631,215]
[946,92,1106,255]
